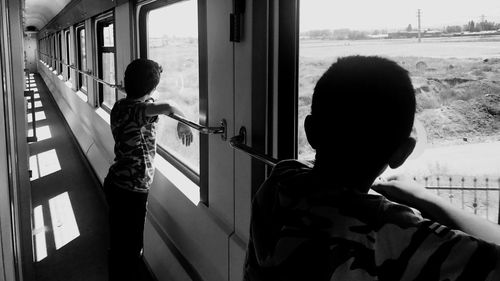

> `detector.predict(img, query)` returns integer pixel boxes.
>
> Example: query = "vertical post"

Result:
[417,9,421,43]
[497,178,500,225]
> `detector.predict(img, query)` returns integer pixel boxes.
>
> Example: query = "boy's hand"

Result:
[372,176,430,208]
[177,123,193,146]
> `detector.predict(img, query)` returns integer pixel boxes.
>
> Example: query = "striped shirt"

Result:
[106,98,158,193]
[244,160,500,281]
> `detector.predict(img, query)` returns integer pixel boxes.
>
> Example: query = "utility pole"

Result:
[417,9,422,43]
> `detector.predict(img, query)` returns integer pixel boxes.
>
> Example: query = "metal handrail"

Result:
[168,114,227,139]
[38,51,124,91]
[39,52,227,139]
[230,127,279,167]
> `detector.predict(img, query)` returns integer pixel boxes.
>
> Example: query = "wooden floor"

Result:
[28,73,110,281]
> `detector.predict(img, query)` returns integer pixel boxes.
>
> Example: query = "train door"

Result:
[24,31,37,73]
[137,0,237,280]
[0,0,34,280]
[0,26,17,281]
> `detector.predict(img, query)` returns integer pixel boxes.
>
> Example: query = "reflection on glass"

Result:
[147,0,200,173]
[298,0,500,221]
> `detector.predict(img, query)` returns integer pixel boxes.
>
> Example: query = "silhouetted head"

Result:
[124,58,163,99]
[305,56,416,186]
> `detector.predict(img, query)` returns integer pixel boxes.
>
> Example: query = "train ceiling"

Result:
[23,0,72,31]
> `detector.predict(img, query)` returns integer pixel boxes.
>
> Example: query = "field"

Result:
[298,36,500,221]
[149,38,200,172]
[298,36,500,166]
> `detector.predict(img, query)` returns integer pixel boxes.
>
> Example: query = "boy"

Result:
[104,58,192,280]
[244,56,500,280]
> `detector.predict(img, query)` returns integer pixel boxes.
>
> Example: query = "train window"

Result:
[139,0,202,181]
[57,33,63,74]
[76,25,88,93]
[296,0,500,222]
[96,15,116,110]
[50,35,55,68]
[64,30,71,81]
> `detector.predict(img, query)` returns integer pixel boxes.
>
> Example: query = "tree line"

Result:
[302,20,500,40]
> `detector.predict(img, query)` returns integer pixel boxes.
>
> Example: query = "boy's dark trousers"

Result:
[104,177,149,281]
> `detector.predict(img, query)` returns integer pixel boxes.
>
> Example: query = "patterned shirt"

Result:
[244,160,500,281]
[107,98,158,193]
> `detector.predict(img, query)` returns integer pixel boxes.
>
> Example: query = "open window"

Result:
[96,13,116,110]
[290,0,500,223]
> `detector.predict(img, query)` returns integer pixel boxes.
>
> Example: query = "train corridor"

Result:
[27,73,109,281]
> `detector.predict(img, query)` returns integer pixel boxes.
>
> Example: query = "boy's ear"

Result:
[388,137,416,169]
[304,115,319,149]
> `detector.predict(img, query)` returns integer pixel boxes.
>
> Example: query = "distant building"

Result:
[387,30,443,39]
[387,31,419,39]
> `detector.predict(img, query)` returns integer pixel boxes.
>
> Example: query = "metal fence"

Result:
[414,175,500,224]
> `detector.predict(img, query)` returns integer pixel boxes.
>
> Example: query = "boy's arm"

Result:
[372,178,500,245]
[144,101,193,146]
[144,101,185,118]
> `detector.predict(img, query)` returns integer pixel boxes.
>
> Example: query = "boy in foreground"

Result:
[244,56,500,280]
[104,58,193,280]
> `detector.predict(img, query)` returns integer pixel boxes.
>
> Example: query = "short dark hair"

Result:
[311,56,415,163]
[124,58,163,99]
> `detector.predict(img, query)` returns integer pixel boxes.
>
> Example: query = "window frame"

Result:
[95,12,117,112]
[51,34,55,68]
[58,32,63,74]
[75,24,87,93]
[138,0,209,204]
[64,29,71,81]
[270,0,300,160]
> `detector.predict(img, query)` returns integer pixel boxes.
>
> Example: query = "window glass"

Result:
[147,0,200,173]
[97,20,116,109]
[58,33,63,73]
[298,0,500,222]
[103,24,114,47]
[51,35,56,68]
[102,52,116,107]
[77,27,88,92]
[65,31,71,80]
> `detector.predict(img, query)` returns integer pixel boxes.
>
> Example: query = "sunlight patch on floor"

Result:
[27,100,43,110]
[27,111,47,123]
[49,192,80,250]
[29,149,61,181]
[33,205,48,262]
[29,125,52,142]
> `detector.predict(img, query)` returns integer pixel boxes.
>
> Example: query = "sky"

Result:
[147,0,500,37]
[148,0,198,38]
[300,0,500,31]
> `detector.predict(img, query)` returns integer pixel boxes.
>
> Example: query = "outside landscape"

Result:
[146,0,500,221]
[299,1,500,221]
